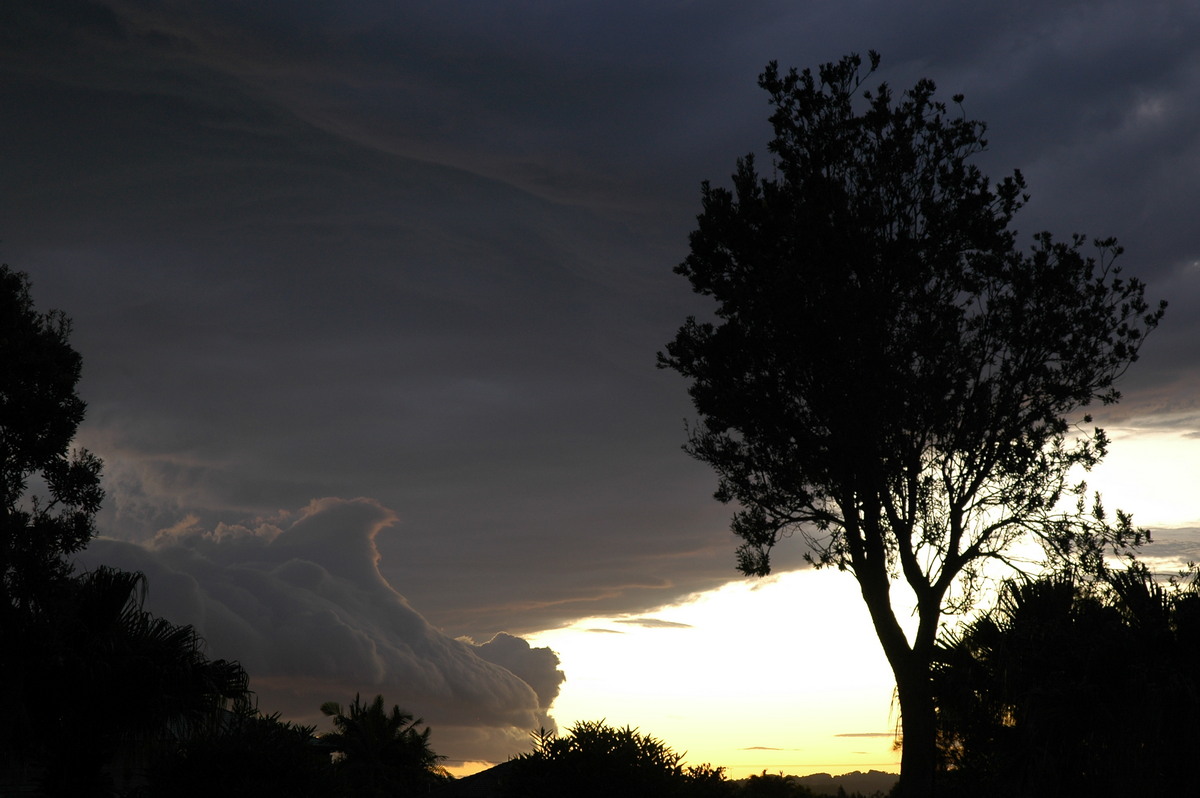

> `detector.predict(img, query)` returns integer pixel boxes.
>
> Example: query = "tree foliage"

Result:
[144,706,335,798]
[740,770,818,797]
[659,51,1164,795]
[7,566,250,794]
[320,693,449,796]
[502,720,730,798]
[0,264,103,610]
[933,564,1200,797]
[0,265,252,794]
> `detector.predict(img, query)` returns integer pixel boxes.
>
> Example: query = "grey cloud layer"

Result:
[6,0,1200,643]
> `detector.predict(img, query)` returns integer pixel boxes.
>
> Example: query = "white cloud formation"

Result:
[472,631,564,712]
[74,497,563,763]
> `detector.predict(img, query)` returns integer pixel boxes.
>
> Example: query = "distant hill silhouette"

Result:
[791,770,898,796]
[440,763,898,797]
[438,760,516,797]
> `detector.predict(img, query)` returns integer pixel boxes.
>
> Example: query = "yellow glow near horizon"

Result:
[527,569,904,779]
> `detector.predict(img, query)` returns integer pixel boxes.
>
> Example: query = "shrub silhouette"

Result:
[740,770,817,797]
[933,564,1200,797]
[501,720,731,798]
[143,706,334,798]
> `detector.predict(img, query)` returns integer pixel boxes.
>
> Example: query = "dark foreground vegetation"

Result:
[445,720,888,798]
[932,563,1200,797]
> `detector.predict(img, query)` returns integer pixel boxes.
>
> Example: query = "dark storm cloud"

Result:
[6,0,1200,674]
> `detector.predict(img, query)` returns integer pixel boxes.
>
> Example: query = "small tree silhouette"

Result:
[741,770,817,797]
[320,693,448,796]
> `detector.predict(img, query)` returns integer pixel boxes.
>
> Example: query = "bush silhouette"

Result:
[740,770,816,797]
[934,564,1200,797]
[501,720,731,798]
[144,706,334,798]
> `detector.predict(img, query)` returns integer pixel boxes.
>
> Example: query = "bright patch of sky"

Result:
[1086,427,1200,529]
[528,569,904,779]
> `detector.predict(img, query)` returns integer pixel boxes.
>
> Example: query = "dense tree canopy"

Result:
[501,720,729,798]
[0,264,103,610]
[659,52,1164,796]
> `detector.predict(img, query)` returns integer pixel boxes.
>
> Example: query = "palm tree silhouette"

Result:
[29,566,249,793]
[320,693,448,795]
[934,566,1200,797]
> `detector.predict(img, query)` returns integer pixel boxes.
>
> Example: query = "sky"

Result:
[4,0,1200,778]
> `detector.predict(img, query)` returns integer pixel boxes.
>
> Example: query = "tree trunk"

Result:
[856,570,939,798]
[893,657,937,798]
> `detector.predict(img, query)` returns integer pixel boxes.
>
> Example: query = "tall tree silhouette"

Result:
[0,264,106,789]
[659,52,1164,796]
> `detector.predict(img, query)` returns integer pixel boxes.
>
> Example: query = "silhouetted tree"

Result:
[0,266,251,793]
[685,762,736,798]
[933,564,1200,797]
[0,264,106,791]
[28,566,250,794]
[659,52,1164,797]
[320,693,449,796]
[501,720,731,798]
[740,770,816,797]
[144,705,335,798]
[0,265,103,612]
